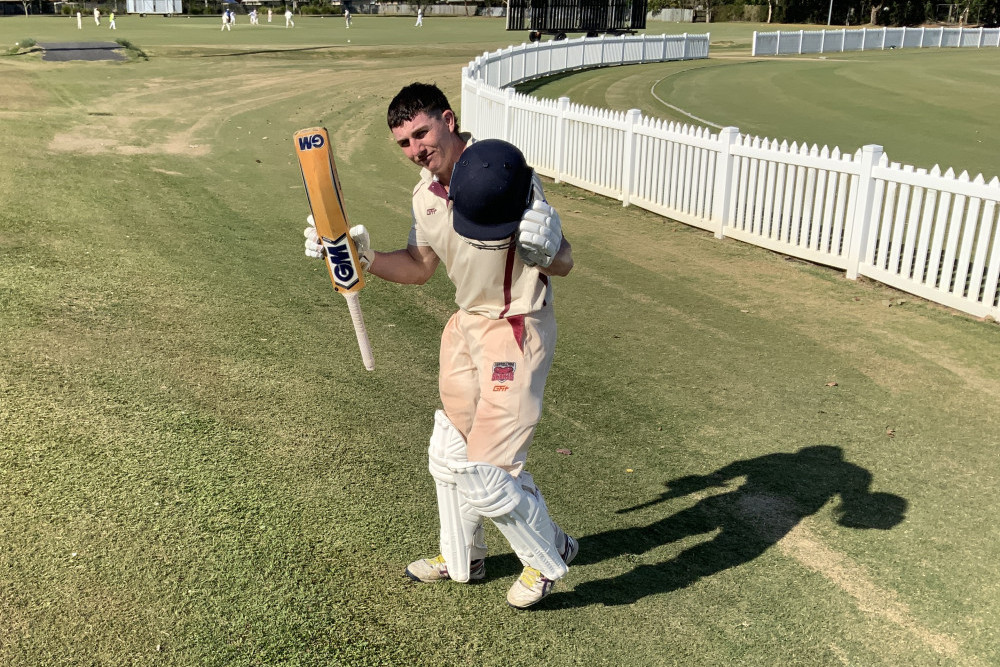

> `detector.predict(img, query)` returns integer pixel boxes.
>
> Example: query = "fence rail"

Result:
[461,34,1000,320]
[752,26,1000,56]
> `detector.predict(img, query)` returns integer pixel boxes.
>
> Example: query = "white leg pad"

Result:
[517,471,569,556]
[428,410,484,583]
[449,462,568,581]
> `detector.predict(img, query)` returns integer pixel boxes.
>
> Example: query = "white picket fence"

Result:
[460,33,710,122]
[460,35,1000,320]
[753,26,1000,56]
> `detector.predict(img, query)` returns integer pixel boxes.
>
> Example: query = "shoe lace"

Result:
[520,566,546,589]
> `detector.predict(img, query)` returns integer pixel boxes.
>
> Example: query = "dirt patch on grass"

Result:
[47,108,211,157]
[0,68,52,112]
[779,520,966,661]
[46,69,342,158]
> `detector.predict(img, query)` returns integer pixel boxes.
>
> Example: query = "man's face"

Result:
[390,110,461,182]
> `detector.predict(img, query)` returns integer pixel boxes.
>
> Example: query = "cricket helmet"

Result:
[449,139,533,242]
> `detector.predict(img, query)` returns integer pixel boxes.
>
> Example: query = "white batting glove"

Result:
[304,214,324,259]
[516,200,562,268]
[349,225,375,272]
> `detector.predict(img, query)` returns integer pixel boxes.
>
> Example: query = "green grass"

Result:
[519,45,1000,178]
[1,16,999,666]
[0,13,521,53]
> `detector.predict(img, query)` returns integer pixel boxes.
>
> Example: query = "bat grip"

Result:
[344,292,375,371]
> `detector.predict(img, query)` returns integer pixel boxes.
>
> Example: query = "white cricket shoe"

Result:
[506,566,555,609]
[507,533,578,609]
[405,554,485,583]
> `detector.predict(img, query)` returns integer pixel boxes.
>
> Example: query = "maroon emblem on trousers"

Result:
[492,362,516,383]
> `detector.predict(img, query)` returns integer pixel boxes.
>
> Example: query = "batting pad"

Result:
[428,410,484,583]
[449,462,568,581]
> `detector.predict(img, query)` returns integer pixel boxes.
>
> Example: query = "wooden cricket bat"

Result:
[293,127,375,371]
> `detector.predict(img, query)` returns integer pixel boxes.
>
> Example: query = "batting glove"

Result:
[304,214,324,259]
[516,200,562,268]
[349,225,375,272]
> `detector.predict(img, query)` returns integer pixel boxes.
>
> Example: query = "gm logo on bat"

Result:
[322,233,361,291]
[297,133,325,151]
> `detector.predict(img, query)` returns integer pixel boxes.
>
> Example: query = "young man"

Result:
[302,83,576,608]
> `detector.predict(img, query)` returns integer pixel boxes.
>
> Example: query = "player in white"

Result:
[284,8,294,26]
[302,83,576,609]
[344,9,351,27]
[76,10,82,29]
[415,8,423,26]
[268,7,273,22]
[221,8,231,30]
[93,7,100,25]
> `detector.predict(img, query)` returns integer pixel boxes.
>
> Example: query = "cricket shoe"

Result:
[507,534,578,610]
[560,533,579,566]
[506,566,556,609]
[404,555,485,583]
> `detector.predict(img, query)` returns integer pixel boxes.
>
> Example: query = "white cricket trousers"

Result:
[438,305,556,476]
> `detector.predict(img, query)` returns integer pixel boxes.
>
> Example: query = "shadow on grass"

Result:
[553,445,907,608]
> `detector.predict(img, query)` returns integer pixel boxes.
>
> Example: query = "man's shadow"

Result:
[554,445,907,608]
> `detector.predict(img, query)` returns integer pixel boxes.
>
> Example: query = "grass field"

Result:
[2,16,999,666]
[519,41,1000,179]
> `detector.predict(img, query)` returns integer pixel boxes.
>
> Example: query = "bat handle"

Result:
[344,292,375,371]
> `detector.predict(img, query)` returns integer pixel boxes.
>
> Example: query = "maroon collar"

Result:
[428,180,448,201]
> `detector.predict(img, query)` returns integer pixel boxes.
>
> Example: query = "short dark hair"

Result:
[387,82,459,132]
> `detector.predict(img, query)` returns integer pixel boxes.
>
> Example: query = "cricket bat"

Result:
[293,127,375,371]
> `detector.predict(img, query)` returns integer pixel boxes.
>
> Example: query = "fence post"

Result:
[503,86,515,143]
[622,109,642,207]
[845,144,884,280]
[683,32,689,59]
[821,28,826,54]
[752,30,758,57]
[799,29,804,54]
[554,96,570,184]
[460,66,472,135]
[979,26,984,47]
[711,127,741,240]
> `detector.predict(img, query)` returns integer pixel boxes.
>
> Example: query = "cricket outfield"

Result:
[1,16,998,666]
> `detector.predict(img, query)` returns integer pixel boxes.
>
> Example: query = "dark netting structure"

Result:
[506,0,648,39]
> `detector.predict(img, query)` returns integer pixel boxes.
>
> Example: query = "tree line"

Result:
[650,0,999,27]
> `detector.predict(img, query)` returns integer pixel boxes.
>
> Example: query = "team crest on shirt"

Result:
[426,208,437,215]
[492,362,516,383]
